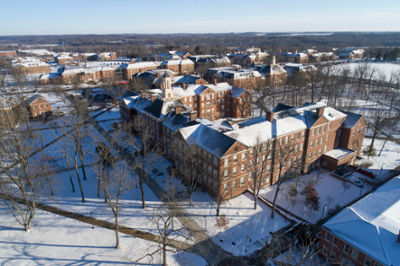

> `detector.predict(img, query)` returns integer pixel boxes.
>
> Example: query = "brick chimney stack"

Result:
[214,79,217,86]
[130,59,135,64]
[190,112,197,122]
[175,106,182,114]
[266,110,274,122]
[315,107,325,117]
[182,83,186,90]
[141,92,147,98]
[150,95,157,102]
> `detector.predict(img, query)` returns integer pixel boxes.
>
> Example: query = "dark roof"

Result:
[273,103,293,112]
[162,112,198,132]
[238,116,266,128]
[143,98,164,118]
[342,111,362,128]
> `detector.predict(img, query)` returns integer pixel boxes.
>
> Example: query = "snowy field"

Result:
[332,62,400,81]
[0,203,206,266]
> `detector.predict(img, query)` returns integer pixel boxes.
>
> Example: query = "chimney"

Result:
[85,60,89,68]
[130,59,135,64]
[141,92,147,98]
[150,95,157,102]
[315,107,325,117]
[397,230,400,244]
[175,106,182,114]
[157,73,160,78]
[266,110,274,122]
[182,83,186,90]
[190,112,197,122]
[214,79,217,85]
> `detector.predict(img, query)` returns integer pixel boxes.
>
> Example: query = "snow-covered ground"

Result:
[259,169,373,224]
[147,154,291,256]
[0,202,206,266]
[356,138,400,174]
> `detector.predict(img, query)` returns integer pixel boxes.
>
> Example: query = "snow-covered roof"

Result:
[171,82,233,98]
[342,111,362,128]
[323,148,356,160]
[161,59,194,66]
[178,124,237,157]
[124,62,158,70]
[323,176,400,266]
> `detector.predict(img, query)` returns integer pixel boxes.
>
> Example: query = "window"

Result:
[34,105,37,110]
[323,125,326,132]
[263,143,267,151]
[343,243,350,253]
[45,104,48,108]
[214,157,218,166]
[324,145,327,152]
[352,129,355,136]
[322,246,328,255]
[309,153,312,159]
[314,151,317,157]
[321,137,324,144]
[329,250,335,261]
[240,176,245,185]
[364,257,372,266]
[302,131,305,137]
[213,170,217,178]
[300,144,303,150]
[224,170,229,178]
[328,122,331,129]
[351,248,359,259]
[224,158,229,166]
[318,127,321,134]
[233,155,238,163]
[223,183,228,192]
[312,129,315,136]
[310,141,314,148]
[285,136,288,143]
[319,148,322,154]
[232,180,237,188]
[326,133,329,140]
[242,153,246,160]
[333,237,338,246]
[34,112,37,116]
[291,134,294,140]
[39,105,42,109]
[241,165,245,172]
[361,126,364,132]
[326,232,332,241]
[316,139,319,146]
[297,133,300,139]
[267,165,271,171]
[233,167,237,175]
[295,145,298,152]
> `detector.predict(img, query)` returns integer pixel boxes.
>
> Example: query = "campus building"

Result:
[119,74,366,199]
[318,176,400,266]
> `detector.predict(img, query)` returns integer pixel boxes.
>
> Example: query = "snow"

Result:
[147,154,291,256]
[356,138,400,174]
[0,202,206,266]
[333,62,400,82]
[324,147,355,160]
[259,169,373,224]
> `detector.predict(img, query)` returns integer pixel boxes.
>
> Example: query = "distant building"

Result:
[318,176,400,266]
[0,50,17,57]
[206,66,262,89]
[160,59,195,75]
[24,94,52,118]
[13,57,50,74]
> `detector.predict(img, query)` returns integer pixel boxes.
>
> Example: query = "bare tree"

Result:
[245,135,272,209]
[270,139,302,218]
[0,101,49,231]
[135,200,190,266]
[98,159,133,249]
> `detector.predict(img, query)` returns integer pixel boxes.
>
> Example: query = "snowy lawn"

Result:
[146,154,291,256]
[0,203,206,266]
[92,107,121,120]
[259,169,373,224]
[356,138,400,175]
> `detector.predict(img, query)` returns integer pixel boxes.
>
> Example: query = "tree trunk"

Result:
[190,193,193,207]
[271,185,280,218]
[115,214,120,249]
[139,169,146,209]
[78,145,87,181]
[65,156,75,192]
[253,195,258,210]
[74,164,85,203]
[163,241,167,266]
[378,138,388,156]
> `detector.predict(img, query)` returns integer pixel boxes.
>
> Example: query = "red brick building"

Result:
[160,59,195,75]
[14,58,50,74]
[119,82,366,199]
[318,176,400,266]
[25,94,52,118]
[0,50,17,57]
[61,65,115,84]
[121,62,159,80]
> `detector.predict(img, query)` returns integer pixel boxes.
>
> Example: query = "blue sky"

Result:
[0,0,399,35]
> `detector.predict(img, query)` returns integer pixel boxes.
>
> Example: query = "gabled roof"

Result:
[273,103,293,112]
[323,176,400,266]
[26,94,48,104]
[342,111,363,128]
[162,111,198,133]
[177,124,237,157]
